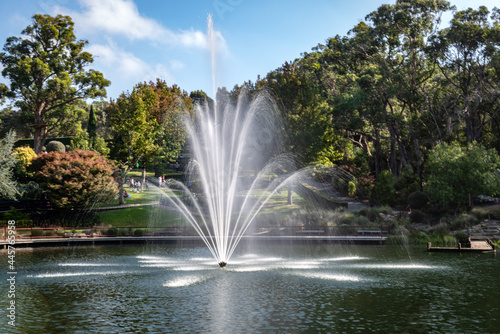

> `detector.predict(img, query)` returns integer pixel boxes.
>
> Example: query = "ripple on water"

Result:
[292,271,362,282]
[163,275,208,287]
[58,263,122,267]
[28,271,132,278]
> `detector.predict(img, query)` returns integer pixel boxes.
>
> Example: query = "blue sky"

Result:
[1,0,498,101]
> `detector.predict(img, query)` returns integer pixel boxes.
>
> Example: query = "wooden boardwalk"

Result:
[427,239,496,253]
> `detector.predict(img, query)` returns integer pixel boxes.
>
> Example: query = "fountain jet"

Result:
[158,15,298,267]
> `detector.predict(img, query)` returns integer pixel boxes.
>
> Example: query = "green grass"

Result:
[251,190,305,215]
[97,206,184,227]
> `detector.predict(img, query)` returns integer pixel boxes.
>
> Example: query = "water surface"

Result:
[2,244,499,333]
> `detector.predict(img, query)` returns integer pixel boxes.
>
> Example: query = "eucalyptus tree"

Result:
[0,14,110,154]
[429,6,500,145]
[361,0,452,178]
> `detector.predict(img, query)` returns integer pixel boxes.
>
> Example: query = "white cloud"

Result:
[169,60,186,71]
[87,42,174,87]
[52,0,225,50]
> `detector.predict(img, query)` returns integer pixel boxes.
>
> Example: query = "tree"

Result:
[429,6,500,144]
[263,61,331,163]
[425,142,500,211]
[88,105,98,149]
[0,14,110,154]
[30,149,117,210]
[0,130,20,199]
[108,80,192,204]
[71,104,110,156]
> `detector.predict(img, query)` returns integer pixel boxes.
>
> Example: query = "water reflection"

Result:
[2,244,498,333]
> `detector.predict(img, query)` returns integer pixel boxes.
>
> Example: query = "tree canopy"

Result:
[0,14,110,154]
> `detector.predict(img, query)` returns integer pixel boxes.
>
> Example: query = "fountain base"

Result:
[219,262,227,268]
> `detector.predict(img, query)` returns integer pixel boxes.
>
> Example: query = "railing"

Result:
[1,225,391,241]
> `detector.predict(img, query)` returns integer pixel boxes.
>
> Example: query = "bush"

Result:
[13,146,37,180]
[348,181,356,197]
[451,213,478,230]
[429,222,450,236]
[358,207,392,222]
[30,229,45,237]
[454,231,469,245]
[408,191,429,210]
[410,209,427,223]
[426,142,500,211]
[104,228,118,236]
[394,166,420,206]
[30,149,117,210]
[134,229,145,236]
[46,140,66,153]
[2,207,31,222]
[372,170,396,206]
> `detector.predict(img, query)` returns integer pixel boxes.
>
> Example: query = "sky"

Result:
[0,0,499,101]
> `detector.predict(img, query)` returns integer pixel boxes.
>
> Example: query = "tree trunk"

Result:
[374,129,381,180]
[118,167,130,205]
[33,104,47,155]
[287,185,293,205]
[389,130,398,176]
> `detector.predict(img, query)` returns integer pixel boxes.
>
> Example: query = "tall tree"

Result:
[88,105,98,149]
[430,6,500,144]
[0,130,20,199]
[0,14,110,154]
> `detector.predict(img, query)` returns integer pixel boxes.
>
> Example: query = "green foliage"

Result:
[372,170,396,206]
[450,213,478,230]
[107,80,191,203]
[19,181,44,200]
[348,181,356,197]
[46,140,66,153]
[409,210,427,224]
[394,167,421,206]
[408,191,429,210]
[0,14,110,154]
[30,149,117,210]
[88,105,98,148]
[12,145,36,182]
[134,229,145,236]
[104,228,119,236]
[454,231,469,245]
[358,206,392,222]
[425,142,500,211]
[429,222,450,236]
[0,130,20,199]
[2,207,30,222]
[71,127,110,156]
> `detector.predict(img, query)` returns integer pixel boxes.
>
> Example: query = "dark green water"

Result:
[1,243,499,333]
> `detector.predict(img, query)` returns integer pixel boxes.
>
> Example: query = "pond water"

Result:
[2,243,499,333]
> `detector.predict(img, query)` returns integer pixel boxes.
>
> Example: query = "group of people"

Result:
[158,176,166,188]
[128,177,149,192]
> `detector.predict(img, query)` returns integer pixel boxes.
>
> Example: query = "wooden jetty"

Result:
[427,238,496,253]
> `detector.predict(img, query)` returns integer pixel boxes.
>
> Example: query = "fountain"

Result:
[159,16,298,268]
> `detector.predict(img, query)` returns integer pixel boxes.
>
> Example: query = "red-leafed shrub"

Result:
[31,149,117,210]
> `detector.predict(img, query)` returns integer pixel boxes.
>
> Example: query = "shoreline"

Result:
[1,235,387,249]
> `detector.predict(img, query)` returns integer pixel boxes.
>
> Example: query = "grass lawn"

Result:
[97,206,184,227]
[96,167,310,228]
[252,190,305,215]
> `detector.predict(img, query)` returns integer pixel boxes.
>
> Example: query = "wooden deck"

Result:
[427,239,496,253]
